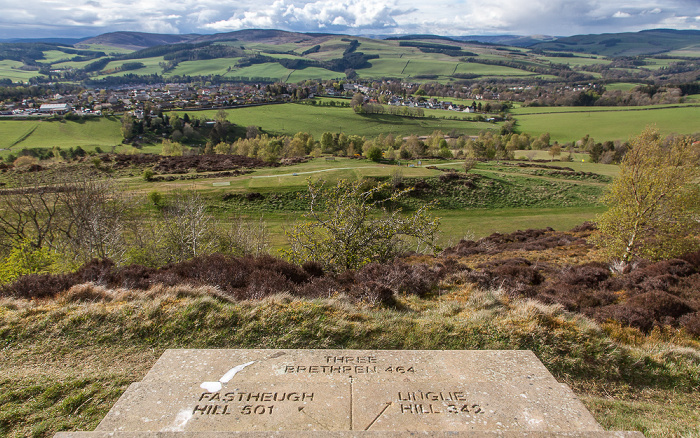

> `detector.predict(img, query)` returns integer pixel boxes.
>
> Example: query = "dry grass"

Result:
[1,279,698,437]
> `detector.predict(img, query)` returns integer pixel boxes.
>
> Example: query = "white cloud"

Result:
[0,0,699,39]
[613,11,632,18]
[204,0,402,32]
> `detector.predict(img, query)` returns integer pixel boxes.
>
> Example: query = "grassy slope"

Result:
[1,284,698,438]
[173,104,498,138]
[0,118,123,157]
[0,60,41,82]
[97,57,166,77]
[512,106,700,143]
[124,155,608,249]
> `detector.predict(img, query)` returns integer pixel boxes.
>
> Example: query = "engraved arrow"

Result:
[364,402,392,430]
[297,406,331,430]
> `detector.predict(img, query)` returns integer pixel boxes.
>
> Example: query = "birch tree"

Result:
[595,128,700,263]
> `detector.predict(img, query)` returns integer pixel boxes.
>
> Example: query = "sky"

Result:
[0,0,699,40]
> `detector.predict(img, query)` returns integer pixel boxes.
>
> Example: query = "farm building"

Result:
[38,103,72,114]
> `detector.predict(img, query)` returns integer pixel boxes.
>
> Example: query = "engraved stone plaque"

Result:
[55,349,645,437]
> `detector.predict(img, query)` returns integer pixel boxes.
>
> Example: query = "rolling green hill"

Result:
[2,29,699,84]
[530,29,700,56]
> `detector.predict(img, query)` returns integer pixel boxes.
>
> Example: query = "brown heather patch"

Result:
[2,226,699,336]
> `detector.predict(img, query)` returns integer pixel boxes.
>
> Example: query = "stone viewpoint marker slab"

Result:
[55,349,643,437]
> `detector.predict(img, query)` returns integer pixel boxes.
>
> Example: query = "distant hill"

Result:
[450,35,558,47]
[530,29,700,56]
[0,37,88,45]
[1,28,699,85]
[191,29,333,45]
[78,31,199,50]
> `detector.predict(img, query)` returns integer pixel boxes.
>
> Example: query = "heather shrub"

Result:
[680,250,700,268]
[3,273,74,299]
[241,270,294,300]
[468,258,545,295]
[679,312,700,336]
[626,291,694,320]
[557,263,610,288]
[348,281,396,307]
[353,261,445,297]
[73,258,116,284]
[250,254,309,284]
[295,276,341,299]
[302,260,324,277]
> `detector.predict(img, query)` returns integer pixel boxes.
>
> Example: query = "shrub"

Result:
[13,156,38,167]
[0,239,58,284]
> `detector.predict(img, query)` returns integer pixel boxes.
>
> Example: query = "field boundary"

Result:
[9,124,39,149]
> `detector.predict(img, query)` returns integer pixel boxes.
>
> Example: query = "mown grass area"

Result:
[174,104,498,138]
[1,284,698,438]
[0,117,123,157]
[187,157,606,248]
[512,105,700,143]
[101,154,611,249]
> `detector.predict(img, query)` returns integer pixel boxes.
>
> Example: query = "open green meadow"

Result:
[75,44,135,55]
[97,57,166,77]
[511,105,700,142]
[39,50,75,63]
[604,83,644,91]
[287,67,343,82]
[165,58,240,77]
[666,44,700,57]
[0,118,123,156]
[125,156,609,248]
[53,56,109,70]
[226,62,294,81]
[174,104,498,138]
[0,60,42,82]
[539,55,611,67]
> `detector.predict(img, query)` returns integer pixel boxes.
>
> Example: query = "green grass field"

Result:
[98,57,166,77]
[512,105,700,142]
[53,56,110,70]
[0,118,123,156]
[130,155,609,248]
[539,55,611,67]
[75,44,135,55]
[666,45,700,57]
[173,104,498,138]
[287,67,343,82]
[0,60,42,82]
[39,50,74,63]
[604,83,644,91]
[226,62,293,81]
[166,58,241,77]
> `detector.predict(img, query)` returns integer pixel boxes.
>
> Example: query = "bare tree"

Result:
[0,174,64,252]
[57,178,132,265]
[161,190,215,263]
[215,215,269,256]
